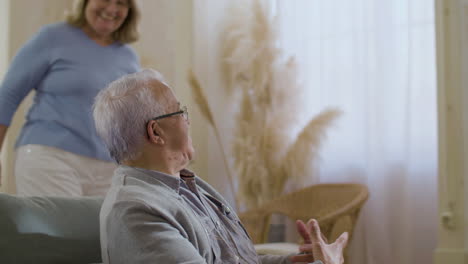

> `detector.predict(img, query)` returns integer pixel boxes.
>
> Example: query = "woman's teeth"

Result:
[100,14,115,20]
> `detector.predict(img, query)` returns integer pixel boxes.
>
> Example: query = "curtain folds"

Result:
[274,1,437,264]
[274,1,438,263]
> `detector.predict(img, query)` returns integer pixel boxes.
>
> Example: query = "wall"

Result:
[0,0,9,78]
[133,0,207,179]
[461,3,468,256]
[192,0,239,206]
[0,0,10,192]
[434,0,468,263]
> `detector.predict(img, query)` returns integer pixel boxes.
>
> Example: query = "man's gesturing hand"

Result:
[290,219,348,264]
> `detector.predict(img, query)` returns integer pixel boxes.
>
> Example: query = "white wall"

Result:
[434,0,468,263]
[0,0,10,193]
[192,0,239,206]
[133,0,207,178]
[462,0,468,260]
[0,0,9,78]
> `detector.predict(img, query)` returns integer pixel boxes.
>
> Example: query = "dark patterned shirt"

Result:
[160,169,259,263]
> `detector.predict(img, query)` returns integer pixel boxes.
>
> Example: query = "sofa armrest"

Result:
[0,193,103,264]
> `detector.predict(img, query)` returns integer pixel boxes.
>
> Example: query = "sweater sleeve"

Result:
[104,201,210,264]
[0,26,52,126]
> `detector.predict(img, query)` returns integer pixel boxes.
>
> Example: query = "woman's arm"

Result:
[0,25,52,129]
[0,25,53,187]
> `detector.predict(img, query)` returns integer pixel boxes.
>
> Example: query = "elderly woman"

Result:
[0,0,140,196]
[93,69,348,264]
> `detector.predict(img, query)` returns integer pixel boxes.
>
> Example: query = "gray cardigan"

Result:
[100,166,296,264]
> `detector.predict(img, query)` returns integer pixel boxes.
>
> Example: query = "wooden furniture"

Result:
[239,183,369,261]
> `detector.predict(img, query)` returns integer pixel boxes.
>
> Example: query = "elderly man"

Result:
[93,69,348,264]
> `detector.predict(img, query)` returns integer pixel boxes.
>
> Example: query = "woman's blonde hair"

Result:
[66,0,140,44]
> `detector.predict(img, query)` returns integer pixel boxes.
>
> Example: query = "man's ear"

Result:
[147,120,164,144]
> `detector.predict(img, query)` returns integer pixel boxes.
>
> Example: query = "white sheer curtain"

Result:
[273,1,438,264]
[193,0,437,263]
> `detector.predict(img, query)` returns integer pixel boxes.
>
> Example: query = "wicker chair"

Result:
[238,183,369,262]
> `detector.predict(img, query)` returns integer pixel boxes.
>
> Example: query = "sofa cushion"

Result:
[0,193,103,264]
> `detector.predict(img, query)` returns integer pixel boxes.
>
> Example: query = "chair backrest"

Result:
[239,183,369,245]
[0,193,104,264]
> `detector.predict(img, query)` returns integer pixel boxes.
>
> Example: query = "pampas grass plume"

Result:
[188,70,215,126]
[219,0,342,210]
[283,108,342,183]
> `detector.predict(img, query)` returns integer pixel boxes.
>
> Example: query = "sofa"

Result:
[0,193,103,264]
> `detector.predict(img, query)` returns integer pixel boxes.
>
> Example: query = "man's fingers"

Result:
[336,231,349,250]
[299,244,313,253]
[307,219,323,243]
[296,220,312,244]
[321,232,328,243]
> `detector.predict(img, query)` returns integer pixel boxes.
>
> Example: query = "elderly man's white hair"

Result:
[93,69,169,163]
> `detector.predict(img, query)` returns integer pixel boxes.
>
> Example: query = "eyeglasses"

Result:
[151,106,188,121]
